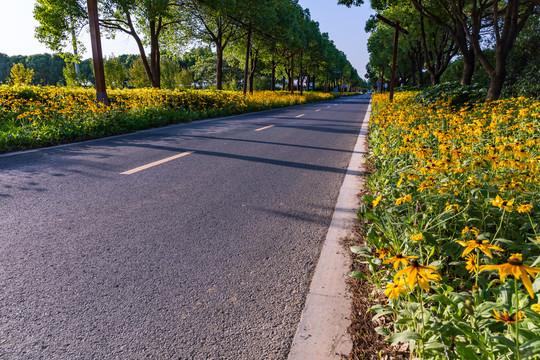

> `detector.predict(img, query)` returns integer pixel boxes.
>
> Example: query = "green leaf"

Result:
[428,294,457,307]
[375,326,392,336]
[520,339,540,358]
[364,212,379,221]
[395,317,413,325]
[455,343,481,359]
[350,246,371,255]
[372,309,395,321]
[424,341,445,350]
[349,271,368,280]
[387,331,421,345]
[492,336,515,351]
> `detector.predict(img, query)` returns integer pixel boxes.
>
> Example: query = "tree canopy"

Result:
[32,0,362,92]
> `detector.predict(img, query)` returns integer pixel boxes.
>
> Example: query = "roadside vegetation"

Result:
[0,86,348,153]
[352,91,540,359]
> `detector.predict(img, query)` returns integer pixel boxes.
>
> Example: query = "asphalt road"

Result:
[0,94,370,359]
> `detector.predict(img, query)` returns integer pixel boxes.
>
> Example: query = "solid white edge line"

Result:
[120,151,194,175]
[288,95,372,360]
[254,125,275,132]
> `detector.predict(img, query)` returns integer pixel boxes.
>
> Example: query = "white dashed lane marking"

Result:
[121,151,194,175]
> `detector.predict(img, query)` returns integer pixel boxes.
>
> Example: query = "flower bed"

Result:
[353,92,540,359]
[0,86,339,153]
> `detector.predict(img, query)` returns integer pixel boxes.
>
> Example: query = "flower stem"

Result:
[515,278,521,360]
[418,288,426,359]
[527,213,538,238]
[491,209,505,243]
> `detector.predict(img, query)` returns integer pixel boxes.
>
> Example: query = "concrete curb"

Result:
[288,96,372,359]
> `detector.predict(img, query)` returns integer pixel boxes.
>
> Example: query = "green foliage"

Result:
[178,68,194,89]
[0,85,347,153]
[413,82,487,108]
[128,58,151,88]
[9,63,35,86]
[104,56,128,89]
[160,58,183,90]
[357,92,540,359]
[63,63,81,87]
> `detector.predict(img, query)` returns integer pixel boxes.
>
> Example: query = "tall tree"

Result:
[181,0,240,90]
[34,0,86,72]
[451,0,538,100]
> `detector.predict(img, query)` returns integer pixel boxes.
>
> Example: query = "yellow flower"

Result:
[455,239,504,259]
[383,253,418,270]
[461,226,480,238]
[517,203,533,213]
[492,309,524,323]
[532,304,540,314]
[464,254,479,274]
[375,247,393,259]
[445,203,460,212]
[397,175,404,187]
[384,278,407,300]
[492,195,515,212]
[395,194,412,205]
[372,194,382,208]
[394,259,441,292]
[410,233,423,241]
[480,253,540,298]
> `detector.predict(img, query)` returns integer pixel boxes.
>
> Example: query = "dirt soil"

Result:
[342,141,408,360]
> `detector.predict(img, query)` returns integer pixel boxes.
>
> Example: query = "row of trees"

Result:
[339,0,539,100]
[0,53,71,86]
[33,0,365,92]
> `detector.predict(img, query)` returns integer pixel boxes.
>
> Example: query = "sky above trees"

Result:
[0,0,374,78]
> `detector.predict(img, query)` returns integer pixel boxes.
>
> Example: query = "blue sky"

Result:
[0,1,374,78]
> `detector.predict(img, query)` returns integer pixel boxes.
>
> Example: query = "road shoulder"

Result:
[288,96,372,359]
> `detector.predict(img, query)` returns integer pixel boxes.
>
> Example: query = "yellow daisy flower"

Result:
[384,279,407,300]
[410,233,423,242]
[480,253,540,298]
[395,194,412,205]
[455,239,504,259]
[492,309,524,323]
[394,259,441,292]
[383,253,418,270]
[372,194,382,208]
[461,226,480,238]
[464,254,479,274]
[517,204,533,213]
[492,195,515,212]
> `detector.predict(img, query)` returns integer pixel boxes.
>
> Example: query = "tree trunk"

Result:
[461,52,475,85]
[70,18,80,75]
[248,51,257,94]
[430,73,441,86]
[410,55,416,86]
[324,73,328,92]
[486,49,508,101]
[242,24,251,95]
[290,54,294,94]
[270,60,276,91]
[216,43,223,90]
[149,20,160,88]
[306,74,310,91]
[249,56,254,93]
[312,77,316,91]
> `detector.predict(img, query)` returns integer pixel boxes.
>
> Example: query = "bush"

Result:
[9,63,34,86]
[413,82,487,108]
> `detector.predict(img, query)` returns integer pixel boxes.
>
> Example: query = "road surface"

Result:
[0,95,370,359]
